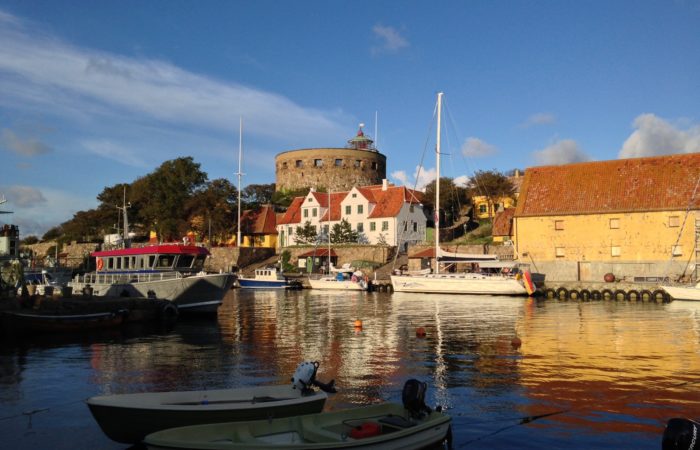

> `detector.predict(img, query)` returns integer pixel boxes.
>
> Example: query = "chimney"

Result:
[382,179,388,191]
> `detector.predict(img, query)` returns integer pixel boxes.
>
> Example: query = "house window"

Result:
[303,209,308,218]
[611,246,621,257]
[669,216,680,227]
[555,220,564,230]
[357,205,363,214]
[354,160,361,167]
[370,222,376,231]
[404,222,408,231]
[410,205,415,213]
[323,225,329,234]
[307,197,312,202]
[312,208,317,217]
[295,160,303,168]
[345,205,351,215]
[357,223,364,233]
[352,193,357,198]
[479,204,487,214]
[610,218,620,229]
[335,159,343,166]
[314,159,323,167]
[672,245,683,256]
[555,247,565,258]
[413,222,418,232]
[382,221,389,231]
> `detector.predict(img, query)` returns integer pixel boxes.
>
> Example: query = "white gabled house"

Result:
[276,179,426,250]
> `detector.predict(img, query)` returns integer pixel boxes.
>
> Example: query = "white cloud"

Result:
[619,113,700,158]
[391,166,436,191]
[461,137,497,157]
[81,139,148,167]
[0,10,348,143]
[3,185,46,206]
[371,25,409,55]
[532,139,591,165]
[520,113,556,128]
[0,185,96,236]
[1,128,52,156]
[453,175,470,187]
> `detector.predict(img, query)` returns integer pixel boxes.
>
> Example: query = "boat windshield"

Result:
[176,254,195,269]
[155,255,174,269]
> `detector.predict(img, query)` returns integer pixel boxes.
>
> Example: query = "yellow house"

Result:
[513,153,699,282]
[238,204,278,248]
[472,170,523,220]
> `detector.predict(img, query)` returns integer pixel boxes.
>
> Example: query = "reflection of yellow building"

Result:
[238,205,278,248]
[472,171,523,220]
[513,153,699,281]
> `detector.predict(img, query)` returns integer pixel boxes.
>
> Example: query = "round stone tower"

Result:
[275,126,387,192]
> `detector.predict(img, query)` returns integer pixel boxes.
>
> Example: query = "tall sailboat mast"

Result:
[434,92,443,275]
[236,117,243,247]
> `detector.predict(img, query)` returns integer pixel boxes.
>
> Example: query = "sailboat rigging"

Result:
[390,92,536,296]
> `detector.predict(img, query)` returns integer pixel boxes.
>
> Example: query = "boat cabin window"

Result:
[193,255,206,270]
[107,258,114,269]
[156,255,174,268]
[148,255,156,268]
[124,257,130,269]
[177,254,195,269]
[116,258,122,269]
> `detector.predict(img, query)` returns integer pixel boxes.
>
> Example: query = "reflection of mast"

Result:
[236,117,244,247]
[432,298,448,405]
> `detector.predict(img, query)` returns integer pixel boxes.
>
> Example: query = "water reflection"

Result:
[1,289,699,449]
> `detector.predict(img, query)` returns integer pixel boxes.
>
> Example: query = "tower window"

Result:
[295,160,303,168]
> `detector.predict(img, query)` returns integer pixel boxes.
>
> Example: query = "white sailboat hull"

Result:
[390,273,528,295]
[662,283,700,301]
[308,277,367,291]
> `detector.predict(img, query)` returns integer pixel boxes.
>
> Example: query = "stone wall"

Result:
[23,241,99,269]
[206,247,276,272]
[282,245,395,274]
[276,148,386,192]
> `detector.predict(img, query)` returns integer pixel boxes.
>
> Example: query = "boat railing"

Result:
[73,271,185,285]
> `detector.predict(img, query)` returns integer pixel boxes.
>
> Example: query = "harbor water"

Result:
[1,289,699,449]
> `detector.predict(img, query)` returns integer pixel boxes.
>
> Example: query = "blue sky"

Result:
[1,1,699,236]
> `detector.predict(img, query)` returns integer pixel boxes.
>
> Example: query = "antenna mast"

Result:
[236,117,244,247]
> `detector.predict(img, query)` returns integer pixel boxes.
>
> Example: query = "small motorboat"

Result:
[237,267,302,290]
[144,379,451,450]
[1,309,128,335]
[88,361,334,444]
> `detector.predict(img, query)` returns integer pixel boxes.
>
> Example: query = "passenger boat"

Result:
[69,244,236,313]
[390,93,539,297]
[1,309,127,334]
[238,267,302,289]
[88,362,332,444]
[661,282,700,301]
[308,264,368,291]
[143,380,450,450]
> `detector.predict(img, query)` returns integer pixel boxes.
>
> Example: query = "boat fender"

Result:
[402,379,431,419]
[350,422,381,439]
[160,303,179,319]
[662,418,699,450]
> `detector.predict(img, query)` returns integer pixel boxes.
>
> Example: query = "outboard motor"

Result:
[291,361,337,394]
[662,418,699,450]
[402,379,432,419]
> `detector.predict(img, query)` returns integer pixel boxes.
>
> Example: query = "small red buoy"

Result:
[511,337,522,348]
[416,327,426,337]
[354,320,363,328]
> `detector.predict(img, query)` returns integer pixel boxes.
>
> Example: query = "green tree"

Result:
[242,183,275,210]
[467,170,515,221]
[135,157,208,240]
[184,178,237,244]
[423,177,468,226]
[294,221,318,244]
[271,187,309,209]
[331,219,358,243]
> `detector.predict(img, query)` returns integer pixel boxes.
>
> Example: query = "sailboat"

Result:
[390,92,535,296]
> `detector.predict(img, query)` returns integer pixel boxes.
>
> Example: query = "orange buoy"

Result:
[511,337,522,348]
[354,320,363,328]
[416,327,426,337]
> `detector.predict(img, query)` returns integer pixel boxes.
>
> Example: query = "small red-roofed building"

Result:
[513,153,700,282]
[238,204,278,248]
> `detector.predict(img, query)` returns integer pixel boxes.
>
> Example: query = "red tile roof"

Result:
[492,208,515,237]
[515,153,700,217]
[319,192,348,221]
[240,205,277,235]
[277,197,305,225]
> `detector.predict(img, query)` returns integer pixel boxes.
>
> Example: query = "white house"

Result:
[276,180,426,250]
